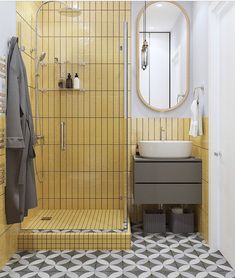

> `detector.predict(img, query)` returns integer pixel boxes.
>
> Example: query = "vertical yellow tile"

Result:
[148,118,155,140]
[172,118,178,140]
[166,118,172,140]
[154,118,160,140]
[136,118,143,143]
[178,118,184,140]
[183,118,190,140]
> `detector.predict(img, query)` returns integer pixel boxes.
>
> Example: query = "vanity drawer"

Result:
[134,162,202,183]
[134,183,202,204]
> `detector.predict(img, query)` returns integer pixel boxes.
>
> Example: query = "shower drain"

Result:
[41,216,52,221]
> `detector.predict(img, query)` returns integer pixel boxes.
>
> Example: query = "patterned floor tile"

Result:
[40,250,74,273]
[149,254,178,275]
[95,251,123,272]
[145,235,170,254]
[1,224,234,278]
[68,250,97,272]
[174,252,206,272]
[2,250,49,273]
[199,250,234,273]
[170,242,196,256]
[226,270,235,278]
[151,270,182,278]
[0,271,65,278]
[122,269,152,278]
[123,253,150,272]
[180,271,233,278]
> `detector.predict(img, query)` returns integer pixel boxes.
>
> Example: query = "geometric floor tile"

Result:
[1,224,234,278]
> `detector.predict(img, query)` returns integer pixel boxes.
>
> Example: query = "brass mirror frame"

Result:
[136,1,190,112]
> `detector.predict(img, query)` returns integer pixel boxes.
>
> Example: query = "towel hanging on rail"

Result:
[189,94,203,137]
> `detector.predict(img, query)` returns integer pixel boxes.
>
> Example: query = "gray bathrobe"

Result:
[5,37,37,224]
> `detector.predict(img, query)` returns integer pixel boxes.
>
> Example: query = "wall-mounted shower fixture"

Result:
[35,52,46,77]
[59,2,82,17]
[34,1,82,143]
[38,52,46,63]
[33,1,82,185]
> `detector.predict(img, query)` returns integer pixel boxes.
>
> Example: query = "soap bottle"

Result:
[58,78,65,88]
[73,73,80,89]
[66,73,73,88]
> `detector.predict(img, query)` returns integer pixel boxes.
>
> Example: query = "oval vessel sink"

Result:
[139,140,192,158]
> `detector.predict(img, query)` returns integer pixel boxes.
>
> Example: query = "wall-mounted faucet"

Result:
[160,127,166,141]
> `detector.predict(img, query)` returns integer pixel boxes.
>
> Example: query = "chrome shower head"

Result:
[39,52,46,62]
[58,3,81,16]
[36,52,46,76]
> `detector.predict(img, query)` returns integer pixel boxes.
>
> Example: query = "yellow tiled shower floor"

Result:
[21,209,124,231]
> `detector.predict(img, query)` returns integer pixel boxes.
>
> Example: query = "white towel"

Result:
[189,98,203,137]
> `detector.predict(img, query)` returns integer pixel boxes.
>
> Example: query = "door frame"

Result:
[208,1,235,249]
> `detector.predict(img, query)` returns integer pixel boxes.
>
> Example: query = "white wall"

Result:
[0,1,16,93]
[192,2,209,116]
[132,1,209,118]
[0,2,16,56]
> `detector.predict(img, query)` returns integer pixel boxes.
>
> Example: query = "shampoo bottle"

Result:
[66,73,73,88]
[74,73,80,89]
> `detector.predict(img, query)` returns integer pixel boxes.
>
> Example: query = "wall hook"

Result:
[193,85,205,98]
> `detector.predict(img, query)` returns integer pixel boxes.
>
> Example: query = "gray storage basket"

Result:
[143,209,166,235]
[170,209,194,233]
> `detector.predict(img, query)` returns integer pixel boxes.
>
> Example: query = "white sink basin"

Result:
[139,140,192,158]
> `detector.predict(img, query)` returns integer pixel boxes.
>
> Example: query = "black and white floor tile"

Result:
[1,224,235,278]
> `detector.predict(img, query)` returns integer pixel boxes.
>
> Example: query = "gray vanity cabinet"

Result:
[133,156,202,205]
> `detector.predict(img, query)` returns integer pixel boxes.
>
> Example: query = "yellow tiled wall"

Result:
[191,117,208,240]
[38,1,131,212]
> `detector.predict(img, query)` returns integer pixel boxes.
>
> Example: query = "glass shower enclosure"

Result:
[21,1,130,233]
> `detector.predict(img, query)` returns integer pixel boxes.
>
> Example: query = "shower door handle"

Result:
[60,121,65,151]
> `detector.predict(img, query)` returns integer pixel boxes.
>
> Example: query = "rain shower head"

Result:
[58,3,81,16]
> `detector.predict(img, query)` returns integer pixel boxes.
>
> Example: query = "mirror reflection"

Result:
[137,1,190,111]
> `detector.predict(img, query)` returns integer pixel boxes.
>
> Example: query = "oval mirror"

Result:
[137,1,190,112]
